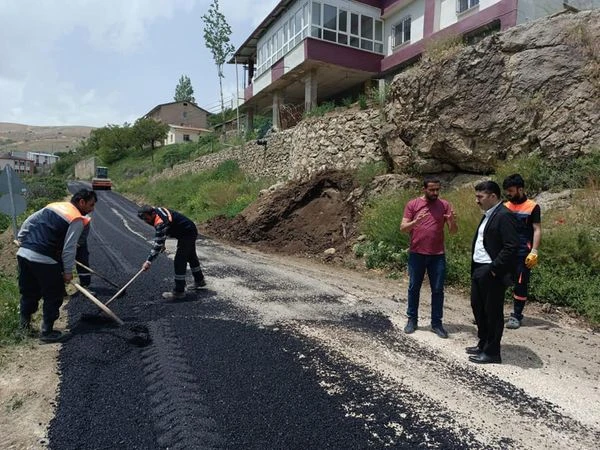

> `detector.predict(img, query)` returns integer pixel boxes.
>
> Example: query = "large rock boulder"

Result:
[385,10,600,174]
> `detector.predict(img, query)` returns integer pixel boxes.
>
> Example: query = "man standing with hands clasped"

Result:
[401,176,457,338]
[467,181,519,364]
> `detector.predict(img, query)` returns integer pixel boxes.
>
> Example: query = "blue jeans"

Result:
[406,253,446,326]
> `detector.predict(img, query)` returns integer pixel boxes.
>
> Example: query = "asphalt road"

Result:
[47,185,599,449]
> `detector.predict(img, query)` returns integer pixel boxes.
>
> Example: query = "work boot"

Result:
[162,291,186,300]
[40,321,63,343]
[404,319,417,334]
[186,278,207,290]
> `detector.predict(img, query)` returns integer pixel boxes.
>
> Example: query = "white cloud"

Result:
[0,0,279,126]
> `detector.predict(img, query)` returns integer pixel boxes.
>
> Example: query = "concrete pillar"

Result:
[245,107,255,133]
[304,70,318,113]
[272,91,282,131]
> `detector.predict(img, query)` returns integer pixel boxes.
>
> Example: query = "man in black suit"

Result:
[467,181,520,364]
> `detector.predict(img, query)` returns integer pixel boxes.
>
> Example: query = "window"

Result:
[457,0,479,13]
[309,3,382,54]
[183,134,191,142]
[182,111,187,118]
[393,16,411,48]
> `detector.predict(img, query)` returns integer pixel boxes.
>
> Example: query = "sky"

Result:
[0,0,279,127]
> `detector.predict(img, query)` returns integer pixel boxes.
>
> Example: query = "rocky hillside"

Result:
[383,9,600,174]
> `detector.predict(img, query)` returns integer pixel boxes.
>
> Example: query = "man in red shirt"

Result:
[401,177,457,338]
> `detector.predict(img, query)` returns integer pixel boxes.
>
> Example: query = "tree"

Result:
[201,0,234,122]
[94,123,134,164]
[174,75,196,103]
[132,118,170,162]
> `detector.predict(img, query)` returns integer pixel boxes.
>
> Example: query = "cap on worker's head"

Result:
[137,205,155,218]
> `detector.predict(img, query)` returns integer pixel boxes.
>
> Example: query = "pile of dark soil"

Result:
[202,170,361,256]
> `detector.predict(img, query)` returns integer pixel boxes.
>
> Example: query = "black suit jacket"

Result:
[471,203,520,282]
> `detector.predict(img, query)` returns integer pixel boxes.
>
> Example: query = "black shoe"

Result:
[186,278,206,290]
[40,330,65,343]
[465,346,483,355]
[41,321,54,335]
[162,291,186,300]
[469,353,501,364]
[431,325,448,339]
[404,320,417,334]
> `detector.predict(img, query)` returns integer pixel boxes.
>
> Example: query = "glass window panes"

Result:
[312,2,321,25]
[360,39,373,51]
[393,16,411,47]
[361,15,373,39]
[295,10,302,34]
[323,4,336,30]
[403,17,411,42]
[338,10,347,32]
[338,33,347,45]
[350,13,359,35]
[323,29,336,41]
[350,36,359,47]
[457,0,479,13]
[375,20,382,41]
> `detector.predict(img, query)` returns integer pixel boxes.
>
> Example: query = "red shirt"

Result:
[403,197,451,255]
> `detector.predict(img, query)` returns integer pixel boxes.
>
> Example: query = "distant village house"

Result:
[142,100,214,145]
[0,153,35,174]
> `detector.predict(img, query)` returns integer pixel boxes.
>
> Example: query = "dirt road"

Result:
[1,186,598,449]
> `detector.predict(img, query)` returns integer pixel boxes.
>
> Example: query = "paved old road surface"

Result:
[47,185,600,449]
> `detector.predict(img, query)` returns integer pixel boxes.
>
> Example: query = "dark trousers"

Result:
[512,255,530,320]
[18,256,65,324]
[471,263,506,357]
[173,236,204,292]
[406,253,446,326]
[76,244,91,287]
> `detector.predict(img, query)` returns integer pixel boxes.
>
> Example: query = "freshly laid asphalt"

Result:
[48,185,482,449]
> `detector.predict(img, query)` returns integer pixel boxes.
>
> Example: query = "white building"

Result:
[164,125,212,146]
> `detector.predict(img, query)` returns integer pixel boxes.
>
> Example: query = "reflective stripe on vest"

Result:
[47,202,90,226]
[153,207,172,227]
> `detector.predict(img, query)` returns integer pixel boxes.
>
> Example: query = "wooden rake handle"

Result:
[76,260,121,289]
[72,282,124,326]
[104,268,145,307]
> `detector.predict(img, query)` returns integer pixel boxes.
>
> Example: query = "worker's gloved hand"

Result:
[142,261,151,271]
[525,251,538,269]
[63,272,74,283]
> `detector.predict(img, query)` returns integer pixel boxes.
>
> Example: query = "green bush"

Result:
[494,149,600,193]
[355,161,388,187]
[123,160,271,223]
[305,101,336,118]
[0,275,23,344]
[358,94,368,110]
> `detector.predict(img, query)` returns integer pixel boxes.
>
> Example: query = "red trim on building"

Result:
[381,0,518,72]
[424,0,435,35]
[305,38,382,73]
[271,58,285,82]
[355,0,383,8]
